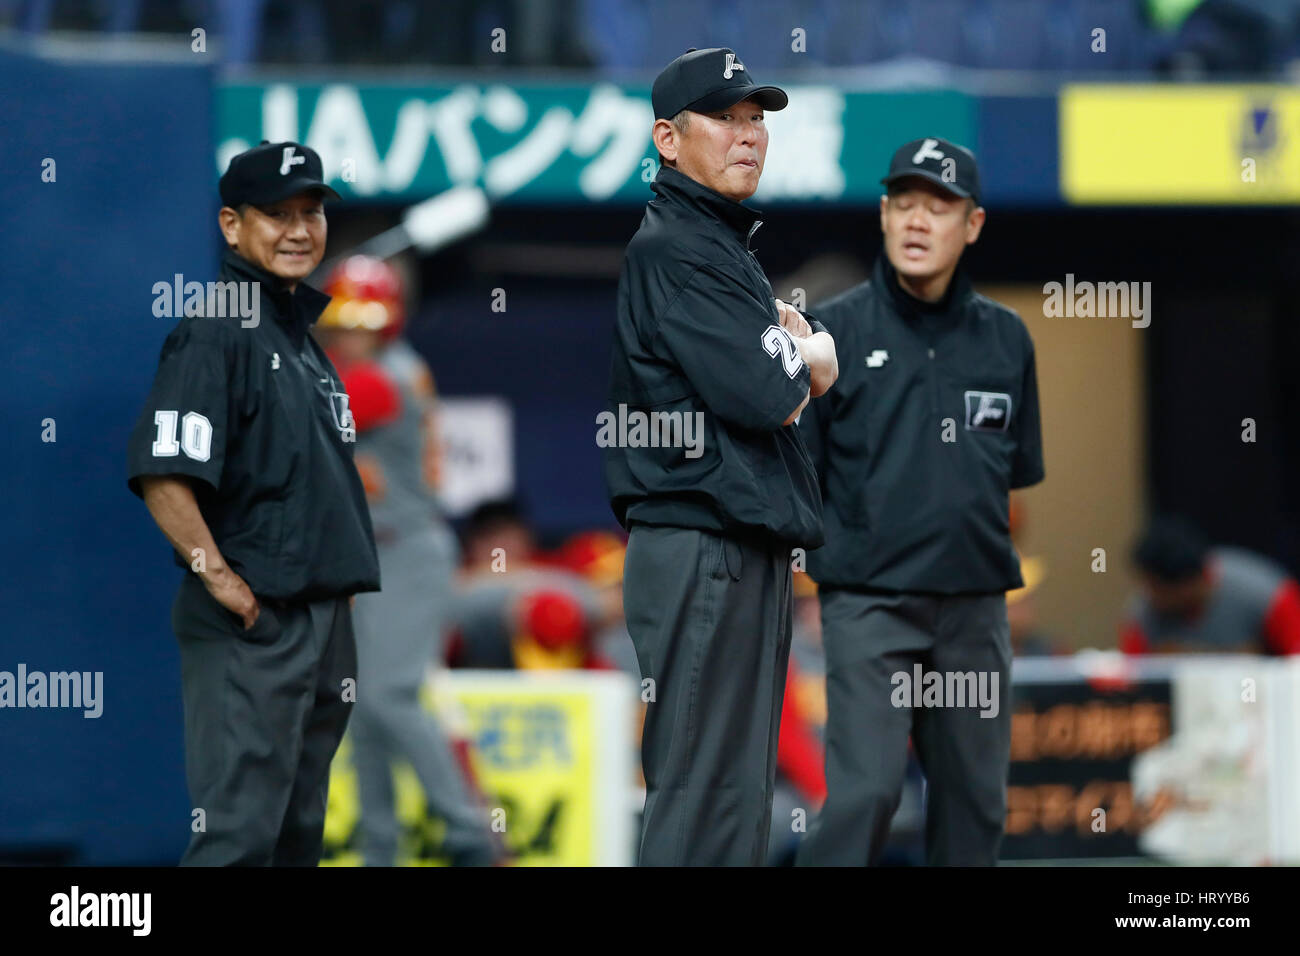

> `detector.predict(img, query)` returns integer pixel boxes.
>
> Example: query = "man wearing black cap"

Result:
[1121,516,1300,656]
[796,138,1044,866]
[604,47,838,865]
[127,141,381,865]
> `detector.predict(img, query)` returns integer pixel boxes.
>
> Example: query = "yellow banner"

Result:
[1061,85,1300,204]
[322,672,634,866]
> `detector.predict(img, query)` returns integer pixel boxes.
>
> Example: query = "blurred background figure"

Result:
[1006,498,1060,658]
[767,573,831,865]
[1006,557,1054,657]
[1120,515,1300,656]
[314,254,503,866]
[551,530,638,674]
[1150,0,1300,76]
[457,498,539,577]
[447,499,620,670]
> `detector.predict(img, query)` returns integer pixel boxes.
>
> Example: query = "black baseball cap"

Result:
[219,140,341,207]
[652,47,787,121]
[881,137,981,203]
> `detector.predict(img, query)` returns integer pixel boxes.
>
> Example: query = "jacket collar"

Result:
[219,248,332,336]
[652,165,765,246]
[875,254,973,322]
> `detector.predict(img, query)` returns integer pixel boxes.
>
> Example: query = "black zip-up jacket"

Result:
[127,248,381,601]
[803,255,1045,593]
[604,165,825,548]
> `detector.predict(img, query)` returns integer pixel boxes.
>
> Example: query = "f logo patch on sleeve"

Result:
[964,390,1011,432]
[328,391,356,440]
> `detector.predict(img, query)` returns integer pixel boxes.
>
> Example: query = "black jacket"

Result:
[604,165,825,548]
[127,249,381,601]
[803,255,1044,593]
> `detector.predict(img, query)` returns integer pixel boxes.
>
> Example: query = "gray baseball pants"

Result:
[171,570,355,866]
[623,524,795,867]
[797,589,1011,866]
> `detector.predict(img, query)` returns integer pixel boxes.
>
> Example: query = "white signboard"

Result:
[438,396,514,517]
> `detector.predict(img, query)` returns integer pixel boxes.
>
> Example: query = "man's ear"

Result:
[652,118,678,165]
[965,205,986,245]
[879,194,888,234]
[218,206,242,249]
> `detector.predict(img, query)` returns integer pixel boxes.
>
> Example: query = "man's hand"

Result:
[795,330,839,398]
[772,297,837,410]
[775,298,837,396]
[202,565,260,629]
[774,298,812,339]
[140,475,261,627]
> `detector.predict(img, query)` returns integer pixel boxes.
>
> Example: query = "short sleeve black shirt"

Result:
[127,249,380,601]
[802,255,1044,593]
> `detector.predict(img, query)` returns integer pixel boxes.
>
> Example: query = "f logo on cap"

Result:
[280,146,306,176]
[911,138,945,165]
[723,52,745,79]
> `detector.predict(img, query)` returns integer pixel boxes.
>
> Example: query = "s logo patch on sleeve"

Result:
[964,391,1011,432]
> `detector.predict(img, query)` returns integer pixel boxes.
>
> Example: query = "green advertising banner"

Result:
[217,82,973,205]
